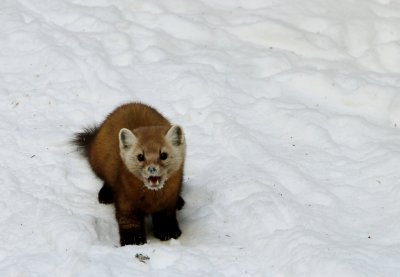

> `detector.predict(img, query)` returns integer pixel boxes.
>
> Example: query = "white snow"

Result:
[1,0,400,276]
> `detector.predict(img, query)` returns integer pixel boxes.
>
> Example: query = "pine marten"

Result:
[73,103,186,245]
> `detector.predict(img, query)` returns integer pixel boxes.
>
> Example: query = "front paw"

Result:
[154,223,182,241]
[98,183,114,204]
[120,229,147,246]
[176,196,185,210]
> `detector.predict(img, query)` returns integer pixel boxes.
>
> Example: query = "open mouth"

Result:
[148,176,161,187]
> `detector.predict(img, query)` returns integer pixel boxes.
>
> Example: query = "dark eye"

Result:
[137,154,145,162]
[160,152,168,160]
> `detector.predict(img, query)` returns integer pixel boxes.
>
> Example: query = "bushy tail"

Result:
[72,125,98,157]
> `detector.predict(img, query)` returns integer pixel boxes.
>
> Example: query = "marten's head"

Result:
[119,125,185,191]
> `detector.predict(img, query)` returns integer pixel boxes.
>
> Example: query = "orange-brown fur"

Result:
[73,103,185,245]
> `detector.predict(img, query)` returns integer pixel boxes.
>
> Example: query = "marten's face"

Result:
[119,125,185,191]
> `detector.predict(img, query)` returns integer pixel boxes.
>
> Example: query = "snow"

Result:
[1,0,400,276]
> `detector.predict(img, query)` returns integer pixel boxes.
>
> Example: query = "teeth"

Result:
[148,177,160,186]
[144,176,164,190]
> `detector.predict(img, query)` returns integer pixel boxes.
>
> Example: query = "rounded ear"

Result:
[119,128,137,150]
[165,125,185,146]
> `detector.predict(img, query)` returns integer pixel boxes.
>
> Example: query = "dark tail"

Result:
[72,125,99,157]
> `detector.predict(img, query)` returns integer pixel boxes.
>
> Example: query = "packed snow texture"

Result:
[1,0,400,276]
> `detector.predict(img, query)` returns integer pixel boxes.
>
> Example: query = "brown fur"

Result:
[73,103,185,245]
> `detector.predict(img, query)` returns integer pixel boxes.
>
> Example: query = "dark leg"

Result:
[152,209,181,241]
[98,182,114,204]
[118,221,146,246]
[116,203,146,246]
[176,196,185,210]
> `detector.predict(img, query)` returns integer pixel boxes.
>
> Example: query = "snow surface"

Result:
[1,0,400,276]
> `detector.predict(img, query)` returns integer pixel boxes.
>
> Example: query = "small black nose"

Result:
[148,166,157,174]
